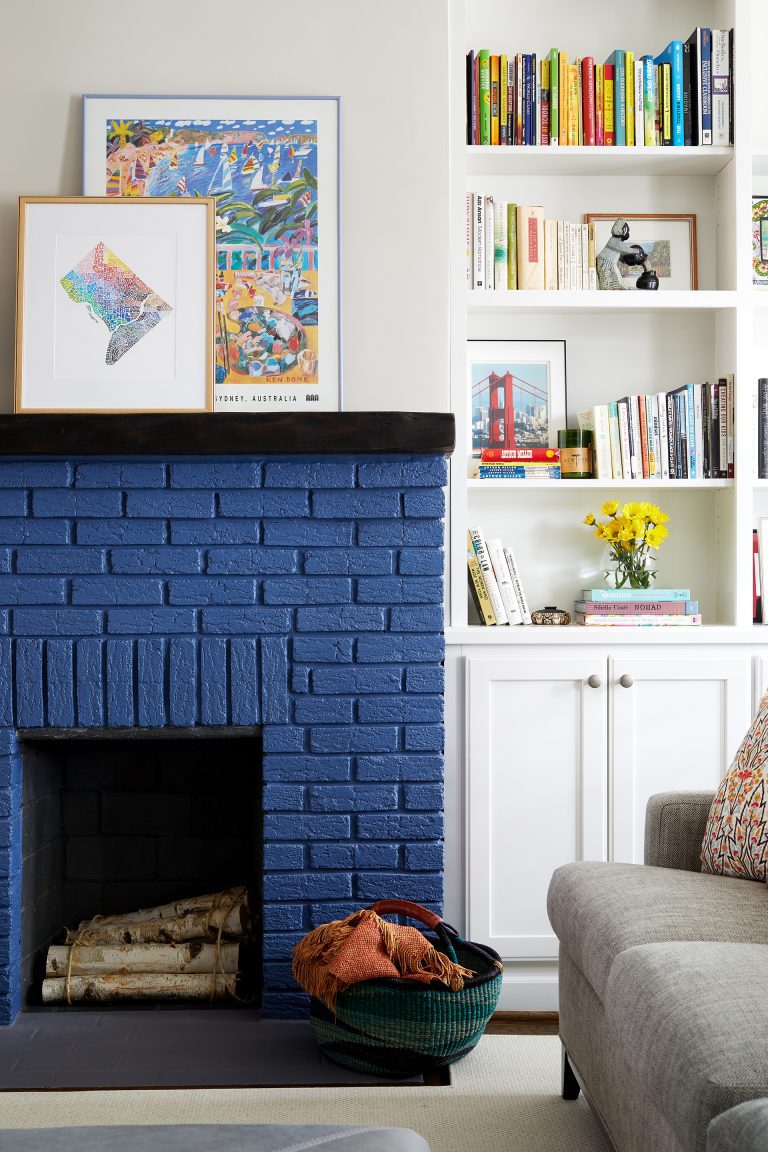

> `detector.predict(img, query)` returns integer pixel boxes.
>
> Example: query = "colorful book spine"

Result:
[568,63,579,146]
[686,383,696,478]
[686,28,702,144]
[637,394,649,478]
[499,53,508,145]
[524,53,532,144]
[478,465,562,479]
[473,193,485,290]
[612,50,626,145]
[516,205,545,290]
[483,194,495,289]
[574,600,699,614]
[467,534,496,625]
[581,588,692,601]
[603,62,615,145]
[478,51,491,145]
[469,526,508,624]
[634,60,645,147]
[480,448,559,461]
[683,42,692,144]
[465,194,473,288]
[490,55,500,145]
[575,614,702,626]
[625,50,635,145]
[587,222,597,289]
[559,51,569,144]
[515,53,524,145]
[595,64,604,146]
[726,372,735,479]
[617,400,631,478]
[700,28,712,144]
[506,203,517,290]
[711,29,731,145]
[592,405,612,479]
[581,57,595,145]
[549,49,559,145]
[661,61,672,145]
[494,200,508,291]
[466,52,475,145]
[488,538,523,625]
[760,379,768,480]
[541,58,550,145]
[504,545,531,624]
[608,402,623,478]
[718,378,728,478]
[642,56,656,145]
[654,41,684,145]
[657,391,669,479]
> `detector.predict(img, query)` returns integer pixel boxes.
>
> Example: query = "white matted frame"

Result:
[16,196,215,413]
[82,95,341,413]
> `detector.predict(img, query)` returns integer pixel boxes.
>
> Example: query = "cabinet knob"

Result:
[619,674,634,688]
[587,674,602,689]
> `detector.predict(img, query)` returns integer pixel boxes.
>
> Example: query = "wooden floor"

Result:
[485,1011,559,1036]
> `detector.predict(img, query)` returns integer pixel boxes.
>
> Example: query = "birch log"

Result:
[46,941,240,977]
[42,973,236,1003]
[64,907,246,946]
[72,887,249,931]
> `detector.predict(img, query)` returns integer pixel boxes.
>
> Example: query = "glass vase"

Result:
[601,544,657,590]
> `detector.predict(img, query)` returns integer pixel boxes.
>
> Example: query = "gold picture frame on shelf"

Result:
[585,213,698,291]
[15,196,215,413]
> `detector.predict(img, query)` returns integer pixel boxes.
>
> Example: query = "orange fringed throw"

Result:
[292,908,476,1010]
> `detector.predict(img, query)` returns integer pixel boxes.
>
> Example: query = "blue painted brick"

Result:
[262,904,305,931]
[0,640,10,728]
[0,492,27,517]
[309,903,360,928]
[126,491,214,518]
[108,609,196,634]
[295,697,354,725]
[263,521,353,547]
[46,640,75,728]
[0,612,7,635]
[200,638,228,725]
[357,459,448,488]
[262,637,289,724]
[313,491,401,519]
[261,993,308,1019]
[404,784,444,810]
[202,608,291,634]
[168,578,258,605]
[0,755,20,789]
[358,696,443,724]
[0,551,10,574]
[358,814,443,840]
[170,462,262,488]
[263,785,304,811]
[355,844,399,869]
[358,521,443,547]
[0,731,18,757]
[406,666,445,693]
[311,666,402,694]
[303,549,394,576]
[296,607,385,632]
[106,638,134,726]
[357,577,443,605]
[309,843,354,869]
[265,461,356,489]
[405,843,443,870]
[77,521,167,546]
[75,463,166,488]
[72,578,164,606]
[263,755,351,782]
[308,785,398,812]
[219,490,309,518]
[169,637,197,726]
[404,725,444,752]
[171,521,261,546]
[263,577,351,606]
[15,639,44,726]
[309,727,398,755]
[291,666,310,693]
[230,637,259,725]
[263,814,350,840]
[262,933,306,959]
[264,874,352,901]
[264,843,305,871]
[0,463,71,488]
[398,548,444,576]
[16,548,106,574]
[0,577,66,605]
[111,548,202,574]
[33,490,122,518]
[356,636,444,663]
[76,639,104,726]
[261,963,300,991]
[13,609,103,636]
[0,521,70,545]
[207,547,297,575]
[292,636,353,664]
[0,840,22,879]
[355,873,442,903]
[391,606,444,632]
[403,489,445,518]
[262,727,306,753]
[137,637,166,727]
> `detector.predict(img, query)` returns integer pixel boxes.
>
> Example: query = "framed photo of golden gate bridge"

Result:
[467,340,567,473]
[83,95,340,412]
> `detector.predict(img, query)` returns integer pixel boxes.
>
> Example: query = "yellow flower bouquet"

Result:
[583,501,669,590]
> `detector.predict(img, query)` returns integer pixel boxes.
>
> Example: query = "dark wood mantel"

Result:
[0,412,455,457]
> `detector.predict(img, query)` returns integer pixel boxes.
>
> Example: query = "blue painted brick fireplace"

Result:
[0,453,447,1023]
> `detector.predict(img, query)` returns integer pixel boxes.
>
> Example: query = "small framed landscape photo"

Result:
[15,196,215,413]
[585,213,698,291]
[467,339,567,469]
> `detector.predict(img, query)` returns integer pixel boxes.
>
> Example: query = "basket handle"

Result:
[370,899,460,962]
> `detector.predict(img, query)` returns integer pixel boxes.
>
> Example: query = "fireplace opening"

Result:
[19,728,262,1011]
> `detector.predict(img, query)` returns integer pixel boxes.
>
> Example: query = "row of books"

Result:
[466,30,733,148]
[467,526,531,626]
[467,198,597,291]
[574,587,701,627]
[578,379,734,481]
[473,447,562,481]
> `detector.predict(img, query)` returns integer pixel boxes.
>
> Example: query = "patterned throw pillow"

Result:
[701,692,768,879]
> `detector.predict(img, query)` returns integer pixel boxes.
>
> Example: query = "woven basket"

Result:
[308,899,503,1078]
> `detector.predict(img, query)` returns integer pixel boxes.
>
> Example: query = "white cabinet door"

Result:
[466,656,608,961]
[611,656,751,865]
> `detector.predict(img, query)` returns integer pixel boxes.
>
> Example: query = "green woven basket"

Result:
[308,899,503,1079]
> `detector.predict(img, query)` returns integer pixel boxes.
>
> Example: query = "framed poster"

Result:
[15,196,214,413]
[83,95,341,412]
[585,214,698,291]
[467,340,567,470]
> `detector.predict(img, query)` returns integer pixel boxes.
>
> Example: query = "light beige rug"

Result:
[1,1035,610,1152]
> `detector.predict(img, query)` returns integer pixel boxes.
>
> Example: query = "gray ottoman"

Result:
[707,1100,768,1152]
[0,1127,431,1152]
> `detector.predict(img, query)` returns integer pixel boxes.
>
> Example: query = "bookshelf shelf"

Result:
[467,144,735,177]
[446,624,751,646]
[466,290,739,314]
[467,478,733,490]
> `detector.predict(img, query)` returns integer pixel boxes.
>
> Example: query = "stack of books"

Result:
[467,30,733,148]
[574,588,701,626]
[467,525,531,626]
[467,198,598,291]
[580,379,734,481]
[474,448,561,480]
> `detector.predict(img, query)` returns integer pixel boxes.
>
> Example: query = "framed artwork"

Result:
[467,340,567,467]
[753,198,768,286]
[83,95,341,412]
[15,196,214,413]
[585,214,698,291]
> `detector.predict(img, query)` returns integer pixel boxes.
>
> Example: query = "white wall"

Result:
[0,0,450,413]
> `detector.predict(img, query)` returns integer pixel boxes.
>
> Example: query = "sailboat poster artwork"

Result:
[83,96,341,411]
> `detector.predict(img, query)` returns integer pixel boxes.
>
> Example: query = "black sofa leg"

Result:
[561,1045,581,1100]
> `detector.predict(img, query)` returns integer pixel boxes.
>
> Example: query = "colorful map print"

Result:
[104,117,319,389]
[60,242,172,366]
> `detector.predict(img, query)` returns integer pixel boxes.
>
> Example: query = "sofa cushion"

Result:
[605,942,768,1152]
[547,860,768,1000]
[707,1100,768,1152]
[0,1128,431,1152]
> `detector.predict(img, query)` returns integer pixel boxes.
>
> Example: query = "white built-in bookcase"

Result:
[447,0,766,636]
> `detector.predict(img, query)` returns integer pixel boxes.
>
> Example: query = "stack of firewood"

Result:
[42,887,249,1004]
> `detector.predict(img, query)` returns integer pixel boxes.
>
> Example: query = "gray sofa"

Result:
[547,791,768,1152]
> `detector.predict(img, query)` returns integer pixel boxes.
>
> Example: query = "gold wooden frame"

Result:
[15,196,216,413]
[584,213,698,291]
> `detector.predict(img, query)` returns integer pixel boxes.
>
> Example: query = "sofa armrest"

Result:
[707,1100,768,1152]
[644,791,715,872]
